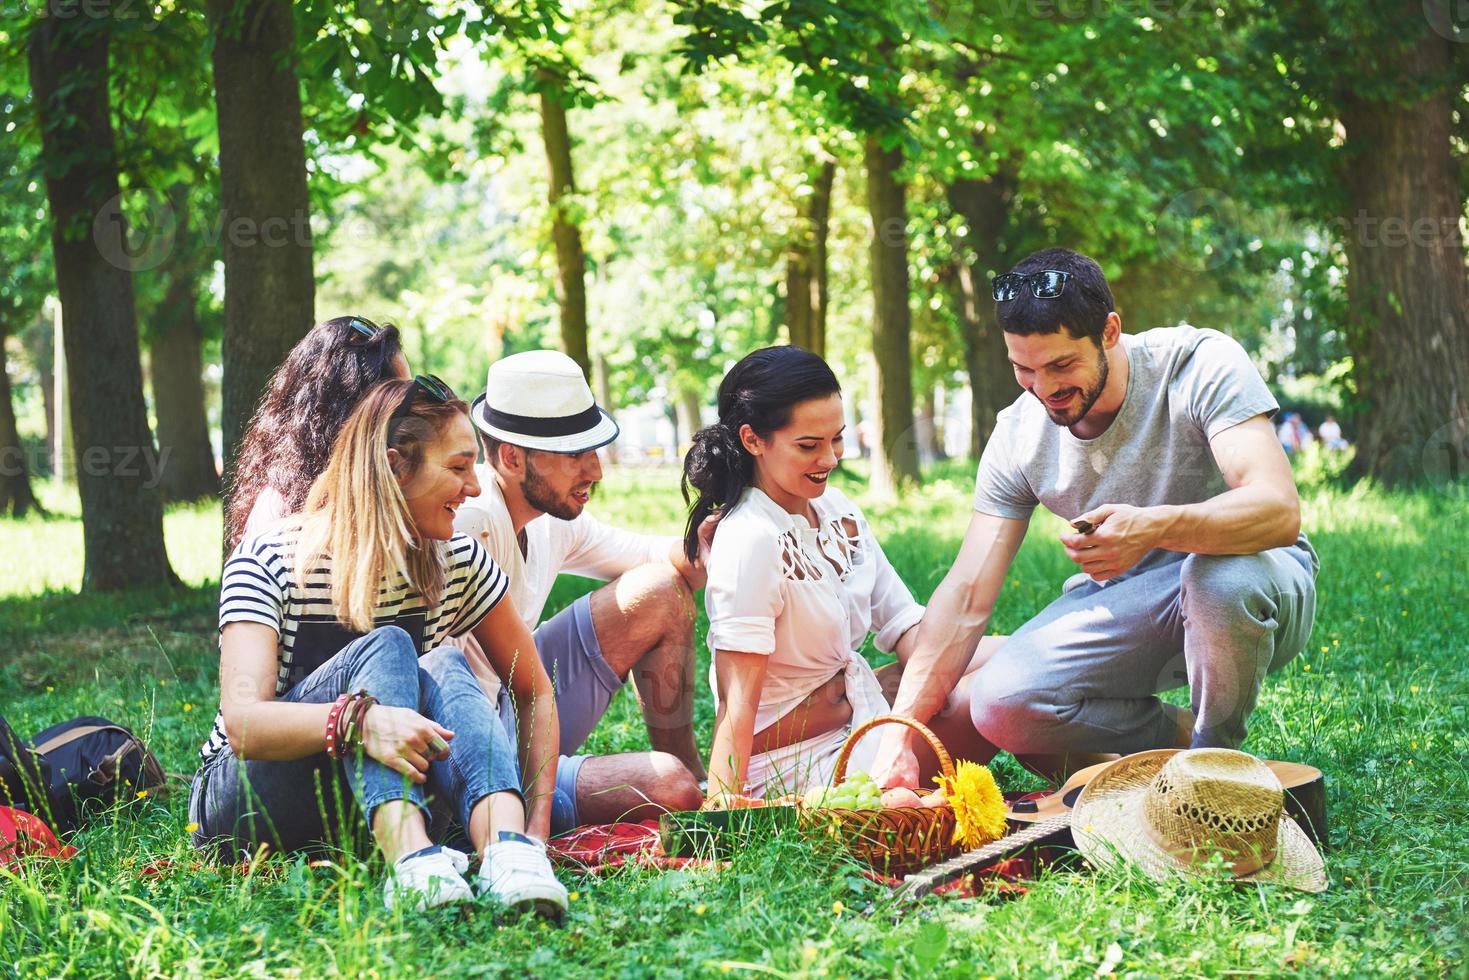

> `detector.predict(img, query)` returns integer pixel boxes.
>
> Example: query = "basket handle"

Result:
[832,714,956,786]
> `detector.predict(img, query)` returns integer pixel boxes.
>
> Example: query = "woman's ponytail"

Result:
[681,422,751,561]
[680,345,841,561]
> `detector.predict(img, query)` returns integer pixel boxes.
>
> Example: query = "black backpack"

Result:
[0,714,52,817]
[0,714,168,833]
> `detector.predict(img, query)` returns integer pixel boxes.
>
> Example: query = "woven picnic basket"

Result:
[798,714,962,875]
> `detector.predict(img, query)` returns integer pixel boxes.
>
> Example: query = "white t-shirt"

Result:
[704,485,924,734]
[973,325,1286,577]
[452,465,674,631]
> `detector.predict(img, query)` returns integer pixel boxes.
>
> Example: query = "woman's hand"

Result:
[701,791,764,811]
[359,705,453,783]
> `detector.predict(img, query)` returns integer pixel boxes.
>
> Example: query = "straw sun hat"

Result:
[1071,749,1327,893]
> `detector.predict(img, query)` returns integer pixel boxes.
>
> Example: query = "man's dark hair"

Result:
[995,247,1115,342]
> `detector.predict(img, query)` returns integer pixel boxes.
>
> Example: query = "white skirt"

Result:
[743,653,891,798]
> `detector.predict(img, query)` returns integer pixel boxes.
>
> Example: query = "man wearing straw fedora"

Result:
[872,247,1319,788]
[453,350,706,834]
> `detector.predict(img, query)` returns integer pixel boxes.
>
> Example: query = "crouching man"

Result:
[873,248,1318,787]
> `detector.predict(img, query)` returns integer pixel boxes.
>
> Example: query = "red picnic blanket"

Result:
[0,805,77,869]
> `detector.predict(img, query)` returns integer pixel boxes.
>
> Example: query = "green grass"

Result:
[1,463,1466,977]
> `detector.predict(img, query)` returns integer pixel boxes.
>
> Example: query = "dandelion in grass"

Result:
[185,822,199,833]
[934,760,1007,848]
[831,900,844,915]
[136,790,147,799]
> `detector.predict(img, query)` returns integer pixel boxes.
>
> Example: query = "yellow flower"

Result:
[934,760,1007,849]
[136,790,148,799]
[45,686,54,693]
[183,703,194,712]
[569,891,580,902]
[185,822,199,833]
[695,903,707,915]
[1410,685,1420,694]
[1302,664,1311,671]
[831,900,844,915]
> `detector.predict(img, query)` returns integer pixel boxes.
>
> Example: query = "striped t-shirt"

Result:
[199,525,508,762]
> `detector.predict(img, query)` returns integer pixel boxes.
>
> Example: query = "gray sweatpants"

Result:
[970,535,1318,754]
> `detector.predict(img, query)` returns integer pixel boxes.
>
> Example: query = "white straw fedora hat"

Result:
[469,350,619,454]
[1071,749,1327,893]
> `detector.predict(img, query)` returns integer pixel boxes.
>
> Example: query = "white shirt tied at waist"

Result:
[704,485,923,789]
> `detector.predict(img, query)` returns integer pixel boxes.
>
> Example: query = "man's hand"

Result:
[868,726,921,790]
[671,514,720,593]
[1059,503,1163,581]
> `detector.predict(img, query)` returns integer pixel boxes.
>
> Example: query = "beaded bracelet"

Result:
[324,693,352,760]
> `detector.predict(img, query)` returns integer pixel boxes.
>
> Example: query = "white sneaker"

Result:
[383,845,474,911]
[476,832,569,921]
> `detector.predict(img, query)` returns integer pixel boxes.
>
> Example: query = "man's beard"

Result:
[1043,345,1110,427]
[523,456,592,521]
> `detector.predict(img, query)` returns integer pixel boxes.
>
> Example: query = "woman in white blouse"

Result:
[683,346,994,800]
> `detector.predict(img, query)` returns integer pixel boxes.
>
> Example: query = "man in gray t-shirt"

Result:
[872,247,1318,787]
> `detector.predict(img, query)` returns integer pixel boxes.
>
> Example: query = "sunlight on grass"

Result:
[1,464,1466,975]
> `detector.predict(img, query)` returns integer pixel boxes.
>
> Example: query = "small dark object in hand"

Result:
[1071,518,1098,534]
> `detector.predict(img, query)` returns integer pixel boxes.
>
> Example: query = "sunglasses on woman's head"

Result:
[326,315,381,343]
[991,270,1071,302]
[387,374,455,442]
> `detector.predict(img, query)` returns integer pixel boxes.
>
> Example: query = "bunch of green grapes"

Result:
[803,770,882,809]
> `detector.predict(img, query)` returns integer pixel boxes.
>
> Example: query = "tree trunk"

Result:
[785,158,835,357]
[538,73,591,379]
[150,187,219,502]
[864,135,919,497]
[21,307,55,477]
[594,351,618,465]
[29,1,176,589]
[0,320,45,517]
[916,386,946,464]
[947,175,1019,460]
[209,0,314,495]
[674,386,703,453]
[1338,14,1469,487]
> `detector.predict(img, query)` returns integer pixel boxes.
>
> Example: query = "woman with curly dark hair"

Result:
[225,316,408,551]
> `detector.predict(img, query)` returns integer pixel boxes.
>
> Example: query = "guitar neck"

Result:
[897,814,1072,902]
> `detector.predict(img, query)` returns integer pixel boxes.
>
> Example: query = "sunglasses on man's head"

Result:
[991,270,1071,302]
[387,374,455,442]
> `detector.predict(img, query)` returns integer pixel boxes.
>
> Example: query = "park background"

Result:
[2,0,1467,975]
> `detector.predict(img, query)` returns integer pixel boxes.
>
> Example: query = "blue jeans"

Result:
[189,626,521,859]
